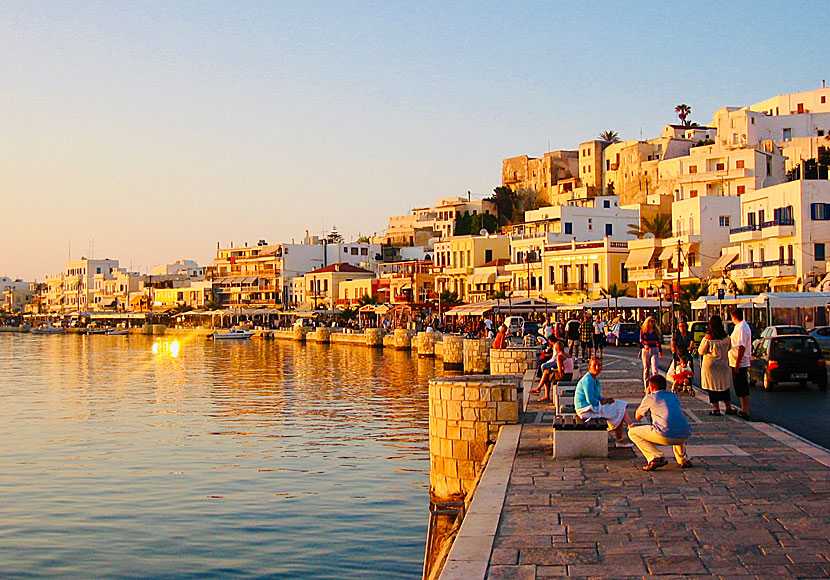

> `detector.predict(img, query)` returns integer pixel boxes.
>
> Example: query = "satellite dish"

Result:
[479,229,488,236]
[643,233,655,239]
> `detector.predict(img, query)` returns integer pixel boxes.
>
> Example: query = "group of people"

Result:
[698,309,752,420]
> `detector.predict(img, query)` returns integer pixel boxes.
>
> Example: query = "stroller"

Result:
[668,357,695,397]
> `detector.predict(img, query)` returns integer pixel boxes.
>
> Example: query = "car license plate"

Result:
[791,373,808,379]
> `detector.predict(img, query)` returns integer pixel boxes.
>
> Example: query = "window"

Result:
[351,247,358,255]
[603,200,610,208]
[737,185,746,195]
[361,248,367,255]
[747,212,756,226]
[485,249,493,262]
[690,189,698,198]
[549,266,555,285]
[716,162,725,171]
[605,223,613,236]
[788,245,793,263]
[593,263,600,283]
[758,209,765,224]
[811,203,830,220]
[719,216,730,227]
[588,218,593,231]
[689,165,697,174]
[822,96,827,104]
[564,222,573,235]
[621,264,628,283]
[783,128,792,141]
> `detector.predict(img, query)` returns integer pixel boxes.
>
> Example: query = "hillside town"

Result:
[4,86,830,328]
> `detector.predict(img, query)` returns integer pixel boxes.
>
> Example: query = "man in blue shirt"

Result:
[630,374,693,471]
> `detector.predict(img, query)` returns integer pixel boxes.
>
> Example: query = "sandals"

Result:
[680,459,693,469]
[736,411,751,421]
[643,457,668,471]
[724,408,738,416]
[708,410,721,416]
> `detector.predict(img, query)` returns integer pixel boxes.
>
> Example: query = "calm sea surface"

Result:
[0,333,444,579]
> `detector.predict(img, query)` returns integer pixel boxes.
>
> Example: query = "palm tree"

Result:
[600,283,629,316]
[678,282,707,319]
[675,104,692,126]
[627,214,672,239]
[357,293,379,307]
[598,130,620,143]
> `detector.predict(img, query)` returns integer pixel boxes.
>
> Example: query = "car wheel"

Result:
[763,372,774,391]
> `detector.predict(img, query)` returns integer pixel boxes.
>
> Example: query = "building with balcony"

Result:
[467,259,511,303]
[302,263,375,310]
[541,238,631,303]
[337,278,390,308]
[377,196,497,246]
[674,142,785,200]
[43,258,122,313]
[716,180,830,292]
[603,136,696,204]
[625,196,740,297]
[434,234,510,302]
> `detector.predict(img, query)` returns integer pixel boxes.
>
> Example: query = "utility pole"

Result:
[672,239,682,327]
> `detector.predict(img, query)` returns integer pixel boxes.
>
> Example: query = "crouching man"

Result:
[629,374,693,471]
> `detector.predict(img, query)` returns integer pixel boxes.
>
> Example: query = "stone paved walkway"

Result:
[486,350,830,580]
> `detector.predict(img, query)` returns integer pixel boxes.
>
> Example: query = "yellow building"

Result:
[303,263,375,310]
[434,234,510,302]
[541,238,631,304]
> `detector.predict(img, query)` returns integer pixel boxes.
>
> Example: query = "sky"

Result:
[1,0,828,281]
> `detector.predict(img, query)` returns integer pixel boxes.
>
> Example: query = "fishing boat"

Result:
[106,328,130,335]
[211,328,254,340]
[30,322,66,335]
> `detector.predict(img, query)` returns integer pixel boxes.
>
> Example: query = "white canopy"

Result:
[710,248,740,271]
[561,296,672,310]
[624,247,656,269]
[752,292,830,309]
[690,295,755,310]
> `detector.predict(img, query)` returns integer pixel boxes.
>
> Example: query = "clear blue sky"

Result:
[1,0,827,280]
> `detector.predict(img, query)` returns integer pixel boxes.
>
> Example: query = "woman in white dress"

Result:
[698,315,734,415]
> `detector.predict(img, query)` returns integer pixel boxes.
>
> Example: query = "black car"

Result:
[749,335,827,391]
[522,321,540,336]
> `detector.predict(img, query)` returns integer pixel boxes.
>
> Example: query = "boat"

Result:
[86,327,109,335]
[106,328,130,336]
[211,328,254,340]
[30,322,66,335]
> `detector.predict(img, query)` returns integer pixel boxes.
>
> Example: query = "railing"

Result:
[760,218,795,228]
[729,224,758,234]
[730,262,759,270]
[760,259,795,268]
[552,283,587,291]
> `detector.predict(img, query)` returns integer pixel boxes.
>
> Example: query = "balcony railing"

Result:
[729,224,758,235]
[760,218,795,229]
[730,262,759,270]
[760,259,795,268]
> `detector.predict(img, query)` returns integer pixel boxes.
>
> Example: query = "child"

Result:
[670,355,695,397]
[629,375,693,471]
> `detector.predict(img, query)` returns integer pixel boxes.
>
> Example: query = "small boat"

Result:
[30,323,66,335]
[211,328,254,340]
[106,328,130,336]
[86,327,109,335]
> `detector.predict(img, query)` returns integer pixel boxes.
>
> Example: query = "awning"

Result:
[752,292,830,308]
[658,246,676,261]
[769,277,799,288]
[624,247,656,269]
[468,272,496,285]
[99,298,116,307]
[710,248,740,271]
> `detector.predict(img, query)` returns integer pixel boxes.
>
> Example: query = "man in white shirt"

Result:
[729,308,753,420]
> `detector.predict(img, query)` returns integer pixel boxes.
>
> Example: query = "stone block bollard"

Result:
[364,328,384,348]
[293,325,311,342]
[442,335,464,369]
[434,339,444,360]
[463,338,492,374]
[313,327,331,343]
[489,346,541,375]
[417,331,436,357]
[428,375,520,500]
[393,328,413,350]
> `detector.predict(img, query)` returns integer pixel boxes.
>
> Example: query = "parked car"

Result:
[504,316,524,336]
[809,326,830,353]
[606,321,640,346]
[758,325,808,339]
[749,335,827,391]
[688,321,709,345]
[521,320,540,336]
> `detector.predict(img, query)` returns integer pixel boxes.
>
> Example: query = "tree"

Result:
[486,186,518,226]
[515,187,546,213]
[454,211,499,235]
[606,181,615,196]
[438,290,460,305]
[600,283,629,313]
[627,214,672,239]
[356,235,370,243]
[357,294,379,307]
[338,306,358,321]
[678,282,707,319]
[204,300,222,311]
[675,104,692,126]
[326,226,344,243]
[599,130,620,143]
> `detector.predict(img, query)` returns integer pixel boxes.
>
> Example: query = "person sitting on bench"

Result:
[574,357,633,447]
[531,341,574,402]
[629,374,693,471]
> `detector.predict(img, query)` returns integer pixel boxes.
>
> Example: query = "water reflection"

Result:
[0,334,442,579]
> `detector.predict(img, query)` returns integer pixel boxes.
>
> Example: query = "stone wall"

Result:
[307,327,331,343]
[417,331,437,357]
[428,375,520,500]
[442,336,464,369]
[434,340,444,360]
[393,328,415,350]
[489,347,541,376]
[365,328,385,348]
[462,338,492,374]
[293,326,311,342]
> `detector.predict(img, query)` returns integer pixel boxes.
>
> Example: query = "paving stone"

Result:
[486,564,536,580]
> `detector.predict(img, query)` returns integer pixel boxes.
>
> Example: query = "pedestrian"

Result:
[697,315,734,415]
[592,315,606,359]
[640,316,662,391]
[729,308,752,420]
[493,324,508,349]
[566,315,581,360]
[580,312,594,362]
[630,374,693,471]
[574,357,634,447]
[671,319,695,375]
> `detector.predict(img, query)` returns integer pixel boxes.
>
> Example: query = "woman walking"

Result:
[640,316,662,391]
[697,315,735,415]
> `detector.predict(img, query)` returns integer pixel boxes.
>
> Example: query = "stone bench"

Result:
[552,414,608,458]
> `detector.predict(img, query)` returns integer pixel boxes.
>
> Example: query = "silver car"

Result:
[809,326,830,353]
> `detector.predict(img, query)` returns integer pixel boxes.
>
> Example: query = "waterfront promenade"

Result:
[441,350,830,579]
